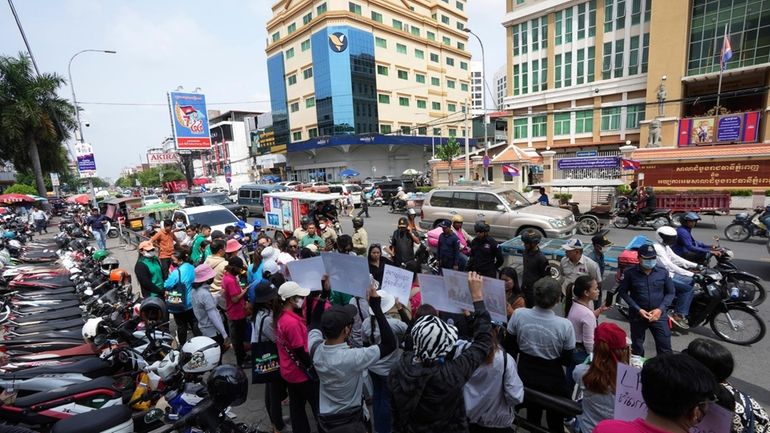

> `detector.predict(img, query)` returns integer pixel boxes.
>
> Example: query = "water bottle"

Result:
[729,286,740,300]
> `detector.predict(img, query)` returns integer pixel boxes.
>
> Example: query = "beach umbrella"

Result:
[65,194,91,205]
[402,168,420,176]
[340,168,360,178]
[0,193,35,204]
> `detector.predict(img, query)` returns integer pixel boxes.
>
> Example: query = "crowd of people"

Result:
[126,205,768,433]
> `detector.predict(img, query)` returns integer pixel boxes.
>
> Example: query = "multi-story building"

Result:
[470,61,485,115]
[265,0,476,182]
[494,64,507,110]
[492,0,770,194]
[202,110,263,187]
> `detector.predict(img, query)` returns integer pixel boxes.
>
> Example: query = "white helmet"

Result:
[397,186,403,191]
[180,336,221,373]
[82,317,107,345]
[656,226,678,244]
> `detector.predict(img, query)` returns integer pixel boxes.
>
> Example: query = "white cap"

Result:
[278,281,310,300]
[561,238,584,251]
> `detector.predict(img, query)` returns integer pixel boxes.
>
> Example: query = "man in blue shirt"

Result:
[437,219,461,271]
[673,212,719,263]
[617,244,675,357]
[537,187,550,206]
[84,208,109,251]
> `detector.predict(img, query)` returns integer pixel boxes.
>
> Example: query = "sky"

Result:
[0,0,506,180]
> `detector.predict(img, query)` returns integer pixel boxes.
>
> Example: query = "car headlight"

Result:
[549,219,564,228]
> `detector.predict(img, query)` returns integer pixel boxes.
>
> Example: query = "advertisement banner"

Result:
[641,161,770,189]
[678,111,761,147]
[147,152,179,166]
[168,92,211,150]
[50,172,60,187]
[557,157,619,170]
[75,142,97,178]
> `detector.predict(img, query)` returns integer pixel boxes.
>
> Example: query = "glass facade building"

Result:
[267,53,289,147]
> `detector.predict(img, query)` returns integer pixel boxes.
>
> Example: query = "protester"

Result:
[246,247,265,294]
[368,244,393,286]
[573,323,630,433]
[151,219,178,278]
[500,267,525,317]
[204,239,228,304]
[163,250,201,346]
[134,241,164,298]
[450,215,472,266]
[467,221,503,278]
[191,264,229,348]
[521,229,549,307]
[390,272,493,433]
[190,224,210,265]
[300,223,324,249]
[404,260,422,316]
[223,256,249,367]
[437,219,461,271]
[351,217,368,256]
[684,338,770,433]
[506,276,576,433]
[390,217,419,267]
[293,216,310,241]
[565,276,608,392]
[617,244,674,357]
[336,234,355,255]
[84,207,109,251]
[180,224,196,248]
[594,354,717,433]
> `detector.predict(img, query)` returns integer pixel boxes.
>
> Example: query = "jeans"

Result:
[229,318,248,366]
[565,347,589,397]
[286,380,320,433]
[172,309,201,347]
[629,313,672,357]
[93,229,107,251]
[672,274,695,317]
[371,372,392,433]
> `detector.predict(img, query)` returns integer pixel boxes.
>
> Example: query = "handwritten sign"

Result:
[442,268,474,311]
[321,253,369,298]
[286,256,326,291]
[381,265,413,304]
[614,362,732,433]
[418,274,462,314]
[482,277,507,323]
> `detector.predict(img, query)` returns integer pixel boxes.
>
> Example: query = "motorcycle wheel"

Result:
[726,275,766,307]
[724,224,751,242]
[107,229,119,239]
[613,216,630,229]
[651,216,670,229]
[709,305,766,345]
[577,216,599,235]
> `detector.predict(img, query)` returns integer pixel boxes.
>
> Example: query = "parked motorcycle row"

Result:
[0,220,252,433]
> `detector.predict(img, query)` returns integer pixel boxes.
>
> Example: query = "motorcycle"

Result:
[724,207,770,242]
[612,196,672,230]
[104,221,120,239]
[699,244,766,306]
[388,198,408,214]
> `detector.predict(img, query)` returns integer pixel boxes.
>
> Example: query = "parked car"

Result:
[185,193,247,219]
[328,184,363,207]
[166,193,188,205]
[142,195,162,206]
[419,186,576,239]
[377,179,416,201]
[237,184,288,216]
[279,181,303,191]
[173,205,254,236]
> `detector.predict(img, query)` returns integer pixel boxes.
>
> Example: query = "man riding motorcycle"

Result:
[673,212,720,263]
[654,226,699,330]
[391,187,409,211]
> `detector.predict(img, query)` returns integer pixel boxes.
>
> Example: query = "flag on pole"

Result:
[720,34,733,71]
[620,158,641,171]
[502,164,520,176]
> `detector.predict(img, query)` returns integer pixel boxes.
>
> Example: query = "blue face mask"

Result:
[641,258,657,269]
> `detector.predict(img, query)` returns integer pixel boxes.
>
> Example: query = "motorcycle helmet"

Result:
[451,214,464,223]
[656,226,678,246]
[180,336,221,374]
[397,186,403,192]
[407,208,417,217]
[300,216,310,226]
[206,364,248,408]
[100,257,119,275]
[82,317,110,346]
[92,250,111,262]
[682,212,701,222]
[109,268,130,284]
[71,238,89,251]
[474,221,490,233]
[352,217,364,229]
[521,229,542,245]
[139,296,167,323]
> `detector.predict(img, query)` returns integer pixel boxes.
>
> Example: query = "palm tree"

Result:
[0,53,76,196]
[435,135,462,185]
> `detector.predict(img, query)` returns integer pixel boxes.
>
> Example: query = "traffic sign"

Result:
[483,155,490,168]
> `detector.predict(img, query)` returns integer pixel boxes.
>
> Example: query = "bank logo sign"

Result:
[328,32,348,53]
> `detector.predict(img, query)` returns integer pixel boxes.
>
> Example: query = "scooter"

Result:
[612,197,672,229]
[724,207,770,242]
[388,198,408,214]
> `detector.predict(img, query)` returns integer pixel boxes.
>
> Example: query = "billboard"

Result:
[641,161,770,189]
[168,92,211,150]
[678,111,761,147]
[75,142,97,178]
[147,152,179,166]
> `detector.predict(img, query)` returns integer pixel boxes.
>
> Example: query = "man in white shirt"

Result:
[654,226,698,330]
[31,208,48,234]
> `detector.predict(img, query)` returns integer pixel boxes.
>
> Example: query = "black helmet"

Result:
[139,297,167,323]
[100,257,120,276]
[300,216,310,226]
[521,229,542,244]
[352,217,364,228]
[71,238,89,251]
[206,364,248,409]
[474,221,490,233]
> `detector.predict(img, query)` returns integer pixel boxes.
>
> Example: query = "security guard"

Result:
[467,221,504,278]
[351,217,368,256]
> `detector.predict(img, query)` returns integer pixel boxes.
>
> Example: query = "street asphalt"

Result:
[107,207,770,431]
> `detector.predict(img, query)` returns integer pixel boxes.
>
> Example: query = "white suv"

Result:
[172,205,254,235]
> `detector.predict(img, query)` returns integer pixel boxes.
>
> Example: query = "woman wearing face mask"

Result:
[275,281,319,433]
[163,250,202,346]
[135,241,164,298]
[191,264,229,351]
[223,256,249,367]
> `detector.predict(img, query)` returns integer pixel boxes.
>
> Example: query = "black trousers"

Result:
[286,380,321,433]
[172,309,201,347]
[518,352,569,433]
[229,317,248,366]
[357,200,370,217]
[265,377,288,431]
[159,258,171,279]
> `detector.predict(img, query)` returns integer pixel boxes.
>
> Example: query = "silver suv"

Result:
[419,186,576,239]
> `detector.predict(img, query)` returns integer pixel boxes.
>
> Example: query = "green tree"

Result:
[4,183,37,195]
[0,53,77,196]
[435,135,462,185]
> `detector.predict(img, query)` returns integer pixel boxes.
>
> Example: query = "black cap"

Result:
[321,304,358,337]
[438,219,451,228]
[227,256,244,269]
[211,230,226,240]
[591,234,612,247]
[398,217,409,227]
[252,281,279,303]
[637,243,657,259]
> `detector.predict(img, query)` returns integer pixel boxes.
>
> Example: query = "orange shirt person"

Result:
[151,219,178,278]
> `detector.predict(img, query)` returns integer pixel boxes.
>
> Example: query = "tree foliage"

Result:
[116,165,184,189]
[435,136,462,185]
[4,183,37,195]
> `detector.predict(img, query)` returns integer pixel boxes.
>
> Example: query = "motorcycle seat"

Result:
[51,404,132,433]
[13,307,82,324]
[12,376,118,408]
[0,358,110,380]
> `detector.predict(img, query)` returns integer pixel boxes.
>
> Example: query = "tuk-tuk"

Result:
[263,191,343,234]
[535,179,621,235]
[102,197,144,230]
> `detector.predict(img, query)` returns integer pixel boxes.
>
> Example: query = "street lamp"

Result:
[68,49,116,208]
[464,27,489,183]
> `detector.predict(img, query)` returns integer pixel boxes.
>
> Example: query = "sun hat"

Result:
[194,264,217,283]
[278,281,310,301]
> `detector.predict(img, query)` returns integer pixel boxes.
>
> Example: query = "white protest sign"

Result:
[381,265,413,304]
[418,274,462,314]
[442,268,474,311]
[614,362,731,433]
[286,256,326,291]
[321,253,369,298]
[482,277,507,323]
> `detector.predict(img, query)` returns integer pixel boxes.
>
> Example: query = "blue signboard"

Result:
[576,150,598,157]
[716,115,742,142]
[557,157,619,170]
[288,134,477,152]
[168,92,211,150]
[75,143,97,178]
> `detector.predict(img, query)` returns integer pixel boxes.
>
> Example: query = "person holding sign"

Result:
[389,272,493,433]
[594,353,717,433]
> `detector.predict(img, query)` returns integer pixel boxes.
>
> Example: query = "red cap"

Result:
[594,322,627,350]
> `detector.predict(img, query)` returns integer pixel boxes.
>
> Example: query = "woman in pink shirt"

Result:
[275,281,317,433]
[222,256,248,367]
[566,276,609,392]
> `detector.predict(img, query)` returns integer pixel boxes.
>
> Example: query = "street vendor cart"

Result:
[262,191,344,235]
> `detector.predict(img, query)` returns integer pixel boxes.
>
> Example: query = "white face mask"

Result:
[142,250,158,258]
[319,224,326,230]
[294,297,305,309]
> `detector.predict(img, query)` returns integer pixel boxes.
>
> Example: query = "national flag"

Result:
[721,34,733,71]
[621,158,641,171]
[502,164,520,176]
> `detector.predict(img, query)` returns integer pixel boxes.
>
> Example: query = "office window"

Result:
[564,52,573,87]
[416,73,426,83]
[287,23,296,34]
[427,31,436,41]
[456,1,464,10]
[588,0,596,36]
[457,22,465,31]
[417,99,427,109]
[378,94,390,104]
[532,59,540,92]
[371,11,382,22]
[290,102,299,112]
[433,128,442,136]
[601,107,621,131]
[305,97,316,108]
[397,69,408,80]
[565,7,573,43]
[457,41,465,50]
[554,113,570,135]
[286,48,295,59]
[602,41,612,80]
[629,35,640,75]
[587,46,595,82]
[616,0,626,29]
[448,103,457,112]
[317,3,327,14]
[348,2,362,15]
[432,101,441,110]
[431,77,440,86]
[604,1,613,32]
[441,15,450,24]
[399,97,410,107]
[514,118,528,139]
[303,13,312,24]
[396,43,407,54]
[521,63,529,95]
[414,49,424,59]
[430,53,439,63]
[380,124,392,134]
[377,65,388,76]
[614,39,624,78]
[513,65,519,96]
[446,57,455,66]
[575,110,593,133]
[303,67,313,79]
[301,39,311,51]
[531,17,540,51]
[375,37,387,48]
[532,115,546,137]
[442,36,451,46]
[287,74,297,85]
[292,131,302,141]
[578,3,586,39]
[513,24,519,56]
[642,33,649,73]
[577,49,585,85]
[626,104,645,129]
[460,61,468,70]
[461,83,469,91]
[555,11,562,45]
[540,58,548,90]
[272,32,280,42]
[448,128,457,137]
[631,0,641,24]
[447,79,456,88]
[392,19,403,30]
[520,22,528,54]
[644,0,650,21]
[400,126,411,134]
[411,27,420,37]
[555,54,562,88]
[308,128,318,138]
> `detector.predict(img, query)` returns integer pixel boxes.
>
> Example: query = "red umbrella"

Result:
[65,194,91,205]
[0,193,35,204]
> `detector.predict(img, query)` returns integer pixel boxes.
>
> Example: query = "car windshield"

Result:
[497,190,531,209]
[346,185,362,192]
[188,209,237,227]
[201,195,229,205]
[144,195,158,200]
